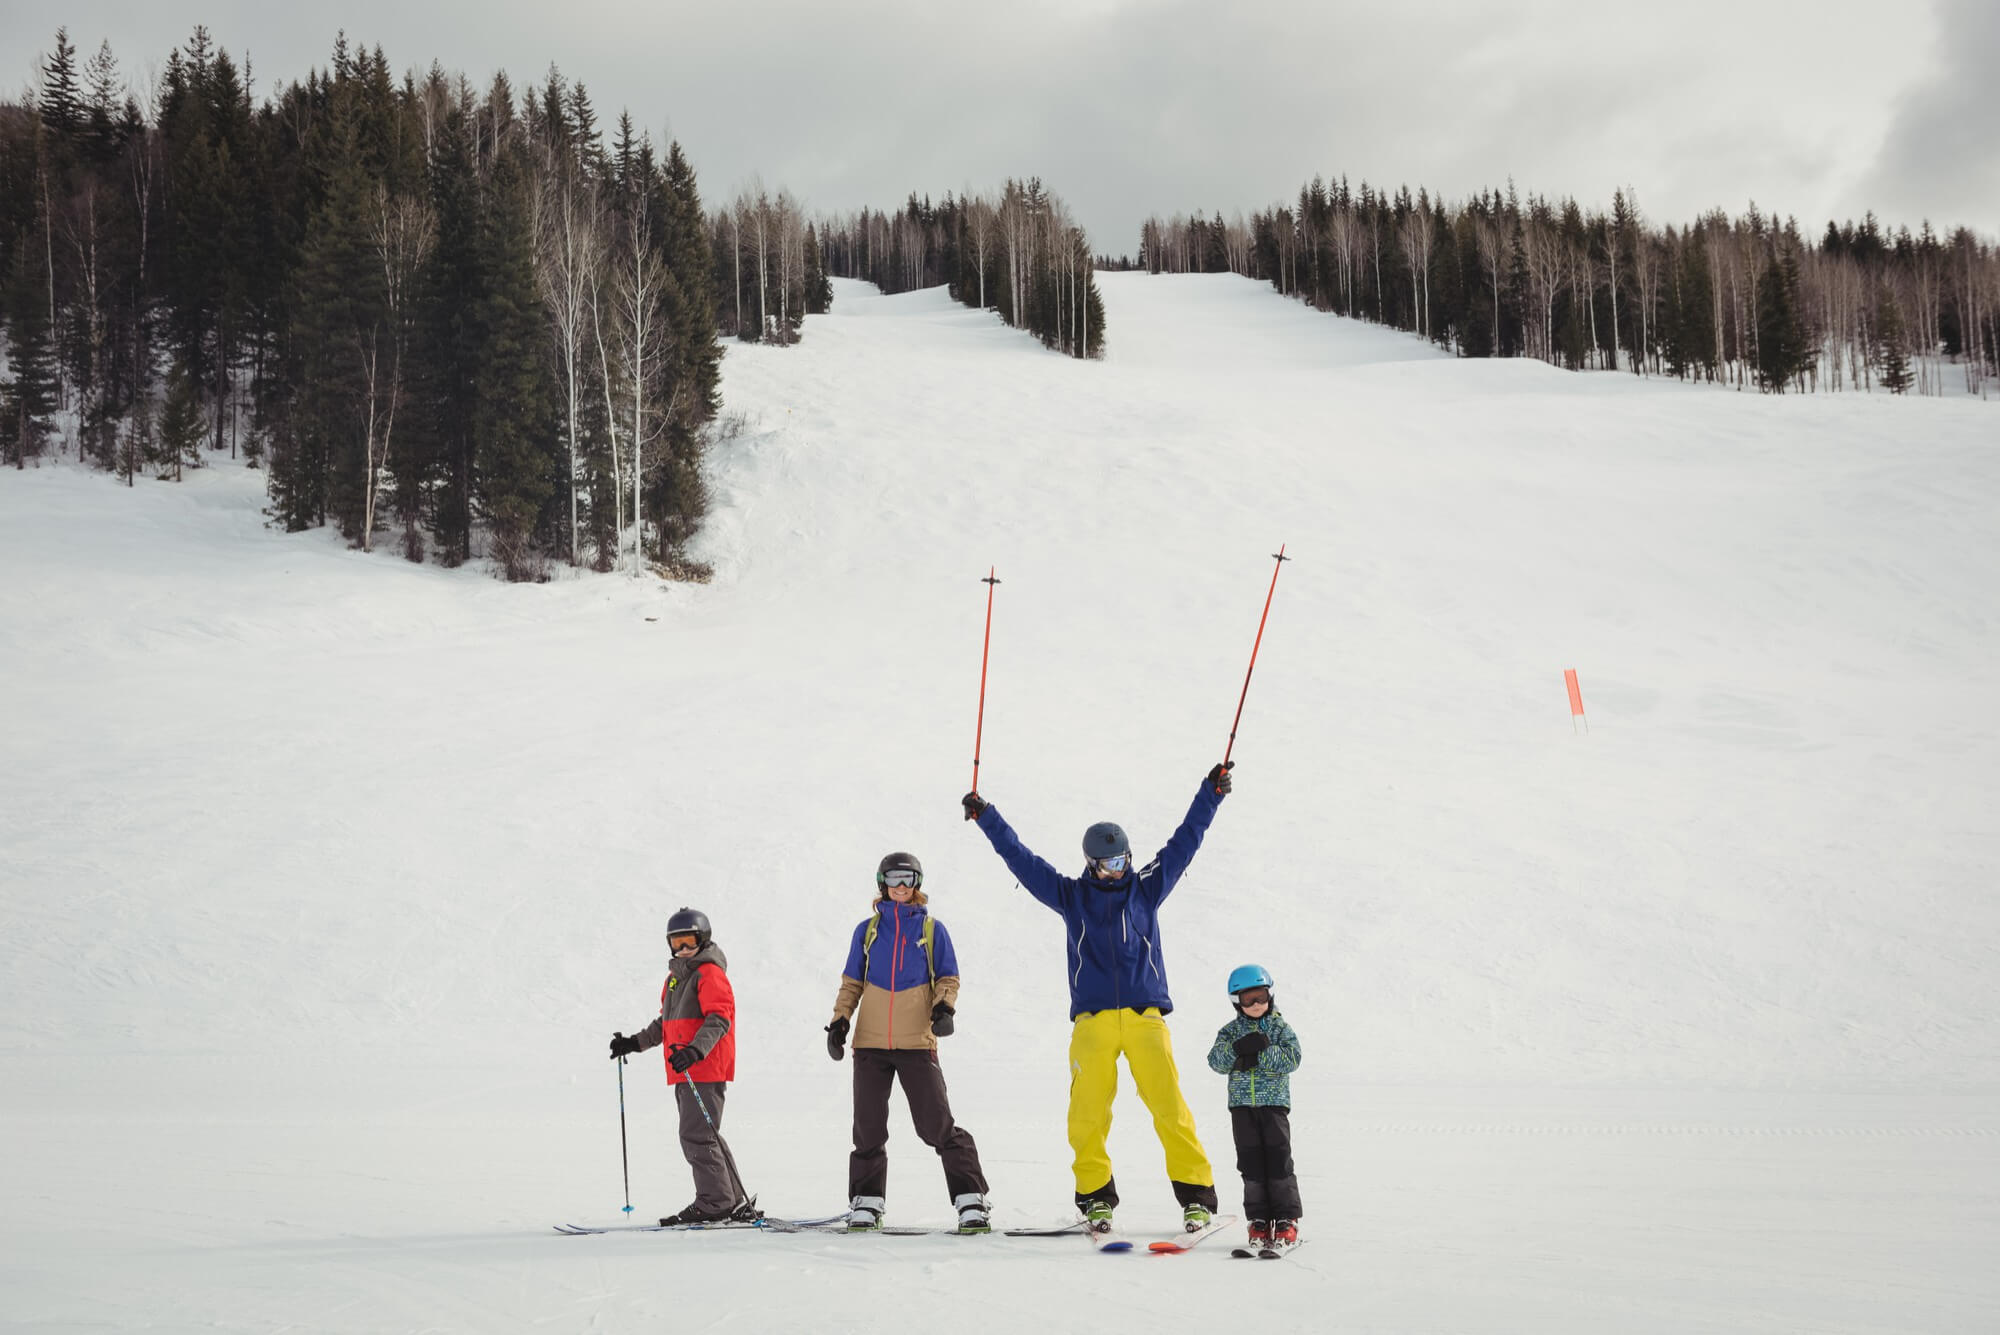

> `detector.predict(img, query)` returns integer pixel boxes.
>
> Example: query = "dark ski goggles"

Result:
[1236,989,1272,1009]
[1089,853,1130,876]
[668,932,701,952]
[880,869,920,889]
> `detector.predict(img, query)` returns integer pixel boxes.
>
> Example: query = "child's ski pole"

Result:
[971,568,1001,795]
[616,1052,633,1218]
[1224,546,1290,766]
[675,1048,755,1215]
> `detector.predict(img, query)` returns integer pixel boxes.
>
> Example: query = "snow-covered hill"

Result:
[3,273,1994,1333]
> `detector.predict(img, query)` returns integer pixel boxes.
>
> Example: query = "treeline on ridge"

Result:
[817,180,1103,359]
[1137,181,1998,396]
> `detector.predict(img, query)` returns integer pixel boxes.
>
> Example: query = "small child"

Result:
[1207,964,1303,1250]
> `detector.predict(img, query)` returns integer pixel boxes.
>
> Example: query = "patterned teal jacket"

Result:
[1206,1010,1302,1108]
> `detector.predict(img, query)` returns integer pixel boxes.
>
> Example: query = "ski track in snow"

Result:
[2,273,1996,1332]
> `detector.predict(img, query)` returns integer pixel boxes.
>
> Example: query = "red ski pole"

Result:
[1224,546,1291,766]
[971,568,1001,794]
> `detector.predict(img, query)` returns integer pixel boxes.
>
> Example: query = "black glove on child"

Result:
[930,1002,955,1037]
[825,1016,849,1062]
[608,1032,641,1060]
[961,791,989,822]
[1207,761,1234,796]
[1231,1030,1269,1071]
[667,1043,702,1074]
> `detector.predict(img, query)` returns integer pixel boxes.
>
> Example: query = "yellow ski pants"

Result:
[1067,1007,1214,1195]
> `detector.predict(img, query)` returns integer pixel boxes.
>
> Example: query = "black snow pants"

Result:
[1231,1105,1302,1221]
[849,1048,988,1202]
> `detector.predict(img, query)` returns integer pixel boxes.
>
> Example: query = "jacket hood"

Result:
[674,941,727,972]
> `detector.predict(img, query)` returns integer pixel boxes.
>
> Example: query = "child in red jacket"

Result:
[609,907,753,1224]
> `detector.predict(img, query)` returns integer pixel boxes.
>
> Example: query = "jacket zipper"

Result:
[888,910,903,1049]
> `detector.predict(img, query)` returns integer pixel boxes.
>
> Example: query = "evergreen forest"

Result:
[0,27,736,579]
[1139,183,1997,396]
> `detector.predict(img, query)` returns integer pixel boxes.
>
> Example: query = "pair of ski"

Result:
[1229,1237,1304,1260]
[555,1213,1083,1238]
[554,1212,844,1235]
[1088,1212,1238,1255]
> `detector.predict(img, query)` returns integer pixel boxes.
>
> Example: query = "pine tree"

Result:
[3,241,58,467]
[38,28,82,141]
[153,361,204,480]
[473,140,560,580]
[1874,283,1913,393]
[803,222,832,315]
[1756,242,1808,392]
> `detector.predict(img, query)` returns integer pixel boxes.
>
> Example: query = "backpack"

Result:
[860,910,936,986]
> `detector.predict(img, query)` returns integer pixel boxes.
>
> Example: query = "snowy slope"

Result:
[2,272,1995,1333]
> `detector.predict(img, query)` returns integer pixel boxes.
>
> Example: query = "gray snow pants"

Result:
[675,1081,745,1212]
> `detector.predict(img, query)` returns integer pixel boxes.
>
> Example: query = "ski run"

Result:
[4,273,1996,1333]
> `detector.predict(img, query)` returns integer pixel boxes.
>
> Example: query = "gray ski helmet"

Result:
[876,851,923,891]
[1082,822,1130,860]
[665,906,712,950]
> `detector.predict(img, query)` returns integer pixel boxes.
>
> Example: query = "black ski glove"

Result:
[1207,761,1234,796]
[826,1016,849,1061]
[962,791,989,822]
[930,1002,955,1037]
[667,1043,702,1073]
[1231,1030,1269,1071]
[608,1032,642,1060]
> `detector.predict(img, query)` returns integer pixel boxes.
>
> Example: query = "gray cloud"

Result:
[1848,0,2000,235]
[3,0,1991,248]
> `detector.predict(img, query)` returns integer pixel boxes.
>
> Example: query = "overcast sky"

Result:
[4,0,1994,250]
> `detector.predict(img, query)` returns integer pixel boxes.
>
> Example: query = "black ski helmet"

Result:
[1082,822,1130,860]
[876,851,923,891]
[665,906,712,950]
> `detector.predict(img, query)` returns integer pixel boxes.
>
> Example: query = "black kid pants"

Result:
[1231,1105,1302,1220]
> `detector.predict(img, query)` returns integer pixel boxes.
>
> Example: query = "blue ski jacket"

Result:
[973,780,1224,1020]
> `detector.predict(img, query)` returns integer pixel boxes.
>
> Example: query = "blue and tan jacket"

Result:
[831,900,961,1051]
[974,780,1222,1020]
[1207,1010,1302,1108]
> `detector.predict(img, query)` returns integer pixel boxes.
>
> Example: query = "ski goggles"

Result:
[1089,853,1131,876]
[668,932,702,952]
[880,869,920,889]
[1236,989,1273,1009]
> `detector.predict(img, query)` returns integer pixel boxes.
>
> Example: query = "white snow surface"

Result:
[3,273,1997,1333]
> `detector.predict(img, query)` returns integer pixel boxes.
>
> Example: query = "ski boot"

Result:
[1246,1219,1272,1248]
[1270,1220,1299,1250]
[1080,1197,1115,1238]
[846,1195,885,1232]
[1181,1202,1214,1233]
[954,1193,992,1234]
[728,1196,764,1223]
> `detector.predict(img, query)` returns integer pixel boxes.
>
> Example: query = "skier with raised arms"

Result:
[961,761,1233,1237]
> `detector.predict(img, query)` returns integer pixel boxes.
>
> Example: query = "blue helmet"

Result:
[1227,964,1274,995]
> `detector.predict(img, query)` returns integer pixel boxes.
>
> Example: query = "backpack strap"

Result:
[860,910,937,986]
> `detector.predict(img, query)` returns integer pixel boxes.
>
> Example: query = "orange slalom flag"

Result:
[1564,669,1587,732]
